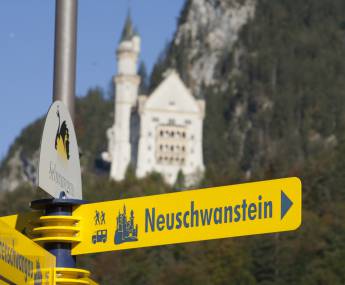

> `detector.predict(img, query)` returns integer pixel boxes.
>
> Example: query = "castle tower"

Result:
[103,14,205,186]
[105,14,141,181]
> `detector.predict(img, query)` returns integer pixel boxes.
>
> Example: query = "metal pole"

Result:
[52,0,78,121]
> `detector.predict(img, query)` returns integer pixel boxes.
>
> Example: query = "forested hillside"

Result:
[1,0,345,284]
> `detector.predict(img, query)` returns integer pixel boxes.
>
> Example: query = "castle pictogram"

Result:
[114,205,138,245]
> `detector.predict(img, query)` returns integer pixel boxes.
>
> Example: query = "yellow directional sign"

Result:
[0,219,55,284]
[0,211,43,239]
[72,177,302,255]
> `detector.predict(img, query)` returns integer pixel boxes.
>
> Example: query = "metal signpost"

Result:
[52,0,77,120]
[29,0,97,283]
[25,0,95,283]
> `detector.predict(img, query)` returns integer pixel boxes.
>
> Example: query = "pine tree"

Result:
[174,170,185,190]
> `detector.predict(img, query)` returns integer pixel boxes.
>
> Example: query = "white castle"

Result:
[102,15,205,185]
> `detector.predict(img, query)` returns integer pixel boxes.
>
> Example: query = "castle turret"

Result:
[105,14,141,181]
[103,13,205,186]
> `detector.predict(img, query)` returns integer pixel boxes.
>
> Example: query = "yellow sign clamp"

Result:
[30,199,98,285]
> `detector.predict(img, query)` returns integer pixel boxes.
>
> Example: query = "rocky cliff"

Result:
[173,0,255,94]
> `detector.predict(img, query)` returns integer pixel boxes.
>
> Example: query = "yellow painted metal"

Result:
[72,177,302,255]
[39,216,81,223]
[39,216,80,229]
[0,219,56,284]
[55,268,90,278]
[0,211,43,239]
[33,236,81,243]
[0,212,98,283]
[0,211,100,283]
[33,226,80,234]
[32,215,81,245]
[55,268,98,285]
[30,214,98,283]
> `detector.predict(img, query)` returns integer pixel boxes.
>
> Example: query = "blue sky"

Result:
[0,0,185,159]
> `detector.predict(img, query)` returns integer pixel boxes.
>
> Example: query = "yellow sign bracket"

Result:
[55,268,91,285]
[30,198,98,285]
[32,215,81,244]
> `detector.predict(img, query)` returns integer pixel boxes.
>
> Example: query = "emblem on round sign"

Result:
[38,101,82,199]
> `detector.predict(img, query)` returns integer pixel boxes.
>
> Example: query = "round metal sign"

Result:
[38,101,82,199]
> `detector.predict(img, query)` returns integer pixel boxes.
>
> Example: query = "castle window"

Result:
[185,119,192,125]
[153,117,159,122]
[155,125,187,166]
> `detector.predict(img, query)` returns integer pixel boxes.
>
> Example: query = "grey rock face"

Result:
[173,0,256,94]
[0,148,38,192]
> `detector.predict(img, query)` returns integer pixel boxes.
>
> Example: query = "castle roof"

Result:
[144,70,203,114]
[121,12,135,42]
